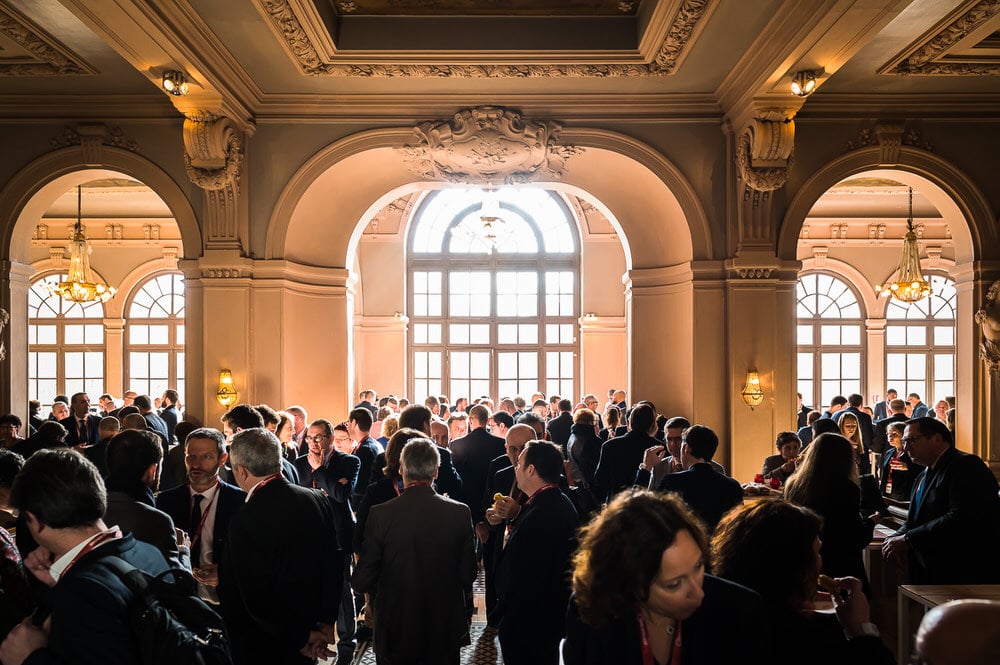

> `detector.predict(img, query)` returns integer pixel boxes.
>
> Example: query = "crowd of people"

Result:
[0,385,996,665]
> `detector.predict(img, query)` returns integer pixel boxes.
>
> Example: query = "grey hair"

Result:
[400,438,440,483]
[230,427,281,477]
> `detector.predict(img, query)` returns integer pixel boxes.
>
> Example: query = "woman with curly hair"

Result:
[563,490,769,665]
[784,433,876,596]
[712,500,893,665]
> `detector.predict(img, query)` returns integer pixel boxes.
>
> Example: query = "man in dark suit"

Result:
[58,392,101,448]
[658,425,743,533]
[907,392,930,419]
[219,428,342,665]
[0,448,169,665]
[545,398,574,454]
[157,427,245,604]
[353,389,379,419]
[353,437,477,665]
[449,404,507,545]
[872,398,909,454]
[103,429,188,570]
[882,417,1000,584]
[594,403,660,502]
[872,388,898,422]
[83,415,120,478]
[834,394,875,454]
[221,404,299,485]
[493,440,579,665]
[397,405,462,497]
[294,419,360,665]
[348,407,382,507]
[134,394,170,447]
[158,389,181,445]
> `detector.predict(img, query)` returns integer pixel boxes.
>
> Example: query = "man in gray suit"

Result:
[353,437,476,665]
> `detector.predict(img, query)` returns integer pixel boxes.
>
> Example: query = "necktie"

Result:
[912,471,929,515]
[190,494,204,565]
[78,419,87,444]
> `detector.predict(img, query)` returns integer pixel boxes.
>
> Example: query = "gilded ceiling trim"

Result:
[0,4,96,77]
[253,0,714,77]
[882,0,1000,76]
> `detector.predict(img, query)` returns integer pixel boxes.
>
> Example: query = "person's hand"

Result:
[474,522,490,543]
[298,628,334,660]
[494,496,521,521]
[192,563,219,587]
[485,507,503,526]
[829,576,872,637]
[23,547,56,587]
[642,445,666,469]
[337,477,349,485]
[0,617,49,665]
[882,534,909,565]
[175,528,191,550]
[781,459,796,473]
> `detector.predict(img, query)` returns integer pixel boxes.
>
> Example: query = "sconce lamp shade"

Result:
[790,70,817,97]
[217,369,238,407]
[741,370,764,410]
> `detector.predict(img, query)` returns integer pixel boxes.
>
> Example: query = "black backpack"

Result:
[102,558,234,665]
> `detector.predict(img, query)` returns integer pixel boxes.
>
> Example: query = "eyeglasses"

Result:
[308,434,329,443]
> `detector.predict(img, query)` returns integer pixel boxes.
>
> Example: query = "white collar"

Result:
[50,527,123,583]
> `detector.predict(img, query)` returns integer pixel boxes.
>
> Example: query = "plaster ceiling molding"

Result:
[398,106,584,185]
[882,0,1000,76]
[363,196,409,235]
[182,114,243,191]
[845,123,933,153]
[0,3,96,77]
[252,0,716,77]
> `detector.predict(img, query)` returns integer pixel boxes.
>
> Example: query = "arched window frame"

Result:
[407,188,580,403]
[796,271,867,411]
[124,271,185,400]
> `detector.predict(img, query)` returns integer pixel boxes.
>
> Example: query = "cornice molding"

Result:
[795,92,1000,118]
[881,0,1000,76]
[0,3,97,77]
[253,0,716,78]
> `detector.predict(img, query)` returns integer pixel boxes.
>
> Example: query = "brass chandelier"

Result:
[875,187,930,303]
[48,185,116,303]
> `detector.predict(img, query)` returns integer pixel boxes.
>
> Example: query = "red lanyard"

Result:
[524,483,558,507]
[249,473,282,501]
[189,481,220,550]
[637,609,682,665]
[65,529,122,575]
[404,480,432,490]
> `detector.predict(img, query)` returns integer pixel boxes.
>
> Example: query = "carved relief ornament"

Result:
[253,0,714,78]
[736,118,794,192]
[0,5,95,77]
[398,107,583,185]
[182,115,243,192]
[975,280,1000,374]
[886,0,1000,76]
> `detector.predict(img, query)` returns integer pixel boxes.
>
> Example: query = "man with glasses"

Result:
[881,417,1000,584]
[156,427,246,603]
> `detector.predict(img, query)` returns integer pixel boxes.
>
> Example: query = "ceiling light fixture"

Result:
[46,185,116,304]
[790,70,817,97]
[875,187,931,303]
[451,188,513,253]
[161,70,190,96]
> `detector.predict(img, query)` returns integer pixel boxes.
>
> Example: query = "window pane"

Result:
[450,325,469,344]
[497,325,517,345]
[797,353,813,379]
[519,352,537,379]
[65,325,84,344]
[934,354,954,381]
[65,353,83,377]
[560,324,574,344]
[886,326,905,346]
[546,324,559,344]
[470,352,490,378]
[907,354,926,380]
[934,326,953,346]
[470,324,489,344]
[841,326,860,345]
[886,353,906,380]
[84,325,104,344]
[820,326,840,345]
[797,326,812,345]
[906,326,926,346]
[520,324,538,344]
[498,353,518,380]
[132,325,149,345]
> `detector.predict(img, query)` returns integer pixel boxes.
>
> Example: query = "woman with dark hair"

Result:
[761,431,802,483]
[712,501,893,665]
[838,412,871,475]
[274,410,299,462]
[564,491,769,665]
[784,433,876,595]
[567,408,602,492]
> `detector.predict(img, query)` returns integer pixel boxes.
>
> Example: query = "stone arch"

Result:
[0,146,201,262]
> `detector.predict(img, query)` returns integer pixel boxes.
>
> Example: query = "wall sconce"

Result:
[790,70,817,97]
[217,369,238,407]
[583,312,597,321]
[161,70,190,96]
[741,369,764,410]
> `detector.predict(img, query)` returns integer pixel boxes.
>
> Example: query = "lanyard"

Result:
[404,480,432,490]
[65,529,123,575]
[637,609,682,665]
[524,483,558,507]
[189,481,220,550]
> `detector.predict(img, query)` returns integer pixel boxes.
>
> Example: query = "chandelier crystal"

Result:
[47,185,117,304]
[875,187,930,303]
[451,188,513,252]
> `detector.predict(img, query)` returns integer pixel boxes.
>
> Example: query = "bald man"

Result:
[915,599,1000,665]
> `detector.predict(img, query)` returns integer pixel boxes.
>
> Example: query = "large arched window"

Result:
[126,272,185,399]
[796,273,865,410]
[884,274,956,404]
[407,188,579,403]
[28,273,105,407]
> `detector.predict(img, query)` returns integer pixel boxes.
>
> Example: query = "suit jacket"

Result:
[658,463,744,533]
[910,401,929,418]
[353,474,402,555]
[156,478,246,567]
[104,489,187,571]
[294,451,360,551]
[159,404,180,444]
[761,454,795,483]
[26,534,169,665]
[567,423,602,488]
[58,414,101,447]
[352,485,476,662]
[872,412,908,454]
[595,430,661,503]
[493,487,579,657]
[219,478,343,665]
[449,427,507,522]
[435,444,463,498]
[143,411,170,444]
[834,407,874,452]
[546,411,573,453]
[563,576,770,665]
[872,399,890,422]
[351,436,382,507]
[897,447,1000,584]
